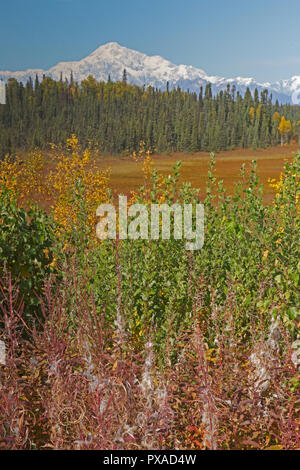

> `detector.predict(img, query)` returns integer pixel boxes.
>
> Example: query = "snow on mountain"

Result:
[0,42,299,104]
[268,76,300,104]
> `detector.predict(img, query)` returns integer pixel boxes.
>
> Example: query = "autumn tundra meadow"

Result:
[0,77,299,451]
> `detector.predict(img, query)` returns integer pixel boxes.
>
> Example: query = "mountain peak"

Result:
[0,42,297,104]
[92,41,123,52]
[89,42,134,58]
[104,41,121,47]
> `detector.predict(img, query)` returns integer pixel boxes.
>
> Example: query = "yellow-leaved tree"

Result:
[249,107,255,124]
[0,151,46,206]
[0,136,110,247]
[48,135,110,242]
[278,116,292,146]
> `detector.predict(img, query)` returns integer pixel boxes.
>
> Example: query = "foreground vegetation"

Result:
[0,139,299,449]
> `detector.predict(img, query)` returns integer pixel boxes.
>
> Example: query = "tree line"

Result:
[0,73,300,158]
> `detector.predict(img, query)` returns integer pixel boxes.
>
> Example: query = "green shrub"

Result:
[0,186,56,324]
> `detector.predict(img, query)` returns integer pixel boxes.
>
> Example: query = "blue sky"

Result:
[0,0,300,82]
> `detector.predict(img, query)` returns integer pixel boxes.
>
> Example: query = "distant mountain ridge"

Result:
[1,42,299,104]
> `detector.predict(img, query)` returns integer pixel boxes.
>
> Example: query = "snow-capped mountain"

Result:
[0,42,299,104]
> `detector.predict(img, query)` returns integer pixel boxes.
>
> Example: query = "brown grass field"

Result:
[94,144,299,203]
[17,143,299,205]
